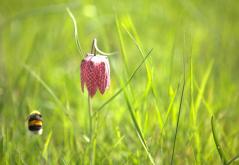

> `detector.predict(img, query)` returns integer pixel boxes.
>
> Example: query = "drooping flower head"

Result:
[81,54,110,97]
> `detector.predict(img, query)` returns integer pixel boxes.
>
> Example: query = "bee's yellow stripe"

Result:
[29,120,42,126]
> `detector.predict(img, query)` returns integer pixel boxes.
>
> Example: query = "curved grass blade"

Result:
[170,79,185,165]
[23,65,71,118]
[92,48,153,117]
[162,84,180,133]
[211,116,239,165]
[66,8,84,57]
[170,41,186,164]
[0,2,81,30]
[42,131,53,161]
[124,94,155,165]
[115,15,129,73]
[211,116,228,164]
[121,18,153,98]
[194,61,213,115]
[227,154,239,165]
[92,38,117,56]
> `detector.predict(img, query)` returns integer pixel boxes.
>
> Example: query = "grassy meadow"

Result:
[0,0,239,164]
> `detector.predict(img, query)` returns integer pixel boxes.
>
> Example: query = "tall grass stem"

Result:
[88,95,94,165]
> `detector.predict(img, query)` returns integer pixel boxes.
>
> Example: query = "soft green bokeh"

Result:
[0,0,239,164]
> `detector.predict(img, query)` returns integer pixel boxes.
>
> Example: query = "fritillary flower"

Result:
[80,53,110,97]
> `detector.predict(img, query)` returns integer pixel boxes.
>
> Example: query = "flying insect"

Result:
[27,110,43,135]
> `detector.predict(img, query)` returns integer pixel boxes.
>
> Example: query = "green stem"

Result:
[88,95,94,165]
[91,39,97,56]
[88,95,93,138]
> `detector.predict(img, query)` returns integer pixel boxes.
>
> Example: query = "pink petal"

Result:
[98,62,106,94]
[85,61,98,97]
[105,58,110,89]
[80,54,110,97]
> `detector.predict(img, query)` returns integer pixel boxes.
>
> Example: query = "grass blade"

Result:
[66,7,84,57]
[121,17,153,97]
[162,84,180,132]
[194,81,213,115]
[42,131,53,160]
[124,93,155,165]
[0,2,81,30]
[93,49,153,117]
[170,38,186,164]
[211,116,239,165]
[170,79,185,165]
[23,65,70,118]
[115,15,129,73]
[211,116,227,164]
[92,38,117,56]
[227,154,239,165]
[194,61,213,114]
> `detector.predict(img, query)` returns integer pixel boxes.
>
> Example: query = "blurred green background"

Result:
[0,0,239,164]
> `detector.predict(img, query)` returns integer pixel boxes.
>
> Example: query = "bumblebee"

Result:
[27,111,43,135]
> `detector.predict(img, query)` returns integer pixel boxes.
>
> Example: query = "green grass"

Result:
[1,0,239,164]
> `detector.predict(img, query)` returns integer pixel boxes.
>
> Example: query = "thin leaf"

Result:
[211,116,239,165]
[124,93,155,165]
[92,38,117,56]
[115,15,129,73]
[211,116,227,164]
[23,65,70,118]
[194,61,214,114]
[42,131,53,160]
[121,18,153,97]
[93,49,153,117]
[0,2,81,30]
[162,84,180,132]
[227,154,239,165]
[66,7,84,57]
[170,79,185,165]
[170,46,186,164]
[194,81,213,115]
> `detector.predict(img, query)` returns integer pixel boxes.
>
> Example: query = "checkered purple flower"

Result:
[81,54,110,97]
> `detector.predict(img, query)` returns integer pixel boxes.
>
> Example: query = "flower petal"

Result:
[105,57,110,89]
[85,61,98,97]
[98,62,106,94]
[80,54,110,97]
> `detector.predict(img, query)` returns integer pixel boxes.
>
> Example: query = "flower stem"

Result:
[88,39,96,164]
[88,94,94,165]
[91,39,97,56]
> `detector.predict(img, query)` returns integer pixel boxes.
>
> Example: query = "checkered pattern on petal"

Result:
[98,62,107,94]
[85,61,98,97]
[80,54,110,97]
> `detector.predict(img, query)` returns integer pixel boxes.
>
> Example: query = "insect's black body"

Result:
[27,111,43,135]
